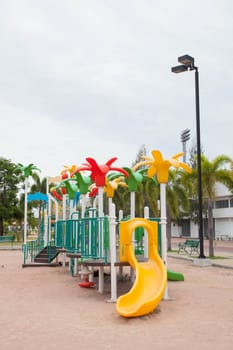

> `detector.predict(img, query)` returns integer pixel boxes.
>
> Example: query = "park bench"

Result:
[0,235,14,247]
[178,239,200,256]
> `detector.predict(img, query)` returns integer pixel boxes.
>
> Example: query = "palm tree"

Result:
[16,163,41,243]
[166,170,190,250]
[201,155,233,256]
[111,170,159,218]
[142,176,160,218]
[187,154,233,256]
[112,185,129,216]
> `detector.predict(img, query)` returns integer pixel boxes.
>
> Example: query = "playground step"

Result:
[22,263,60,268]
[34,258,51,263]
[34,246,59,264]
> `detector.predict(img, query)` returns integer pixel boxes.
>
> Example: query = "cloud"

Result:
[0,0,232,177]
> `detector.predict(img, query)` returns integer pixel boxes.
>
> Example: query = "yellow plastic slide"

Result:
[116,218,167,318]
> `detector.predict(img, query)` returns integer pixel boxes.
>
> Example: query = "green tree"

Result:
[201,155,233,256]
[143,176,160,217]
[188,140,204,168]
[166,170,190,250]
[131,144,147,168]
[0,158,23,235]
[112,145,148,217]
[134,182,145,217]
[113,186,130,216]
[112,174,160,218]
[186,154,233,256]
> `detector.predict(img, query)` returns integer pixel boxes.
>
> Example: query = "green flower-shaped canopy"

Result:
[17,163,41,178]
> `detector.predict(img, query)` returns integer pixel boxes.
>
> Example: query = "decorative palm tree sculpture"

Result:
[17,163,41,177]
[71,158,128,292]
[61,164,78,178]
[71,157,128,216]
[17,163,41,245]
[104,175,127,215]
[71,172,92,217]
[59,165,91,218]
[123,167,144,218]
[134,150,192,299]
[134,150,191,183]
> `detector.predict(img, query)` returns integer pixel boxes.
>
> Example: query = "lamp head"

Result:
[171,65,188,74]
[178,54,194,66]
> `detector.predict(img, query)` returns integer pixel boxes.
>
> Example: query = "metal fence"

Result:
[55,216,109,261]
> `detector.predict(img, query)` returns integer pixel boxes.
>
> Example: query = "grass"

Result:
[208,256,229,260]
[0,241,22,248]
[168,249,230,260]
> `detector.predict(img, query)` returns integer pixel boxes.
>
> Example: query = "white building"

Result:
[172,183,233,240]
[213,183,233,239]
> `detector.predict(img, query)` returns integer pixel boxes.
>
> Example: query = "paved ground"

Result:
[170,237,233,269]
[0,240,233,350]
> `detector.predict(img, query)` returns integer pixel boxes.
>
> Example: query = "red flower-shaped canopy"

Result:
[72,157,128,187]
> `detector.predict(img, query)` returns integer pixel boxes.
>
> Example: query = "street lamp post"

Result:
[171,54,205,259]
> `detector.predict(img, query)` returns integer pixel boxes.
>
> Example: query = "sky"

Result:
[1,0,233,177]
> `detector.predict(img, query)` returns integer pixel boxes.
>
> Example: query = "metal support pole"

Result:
[172,55,206,259]
[195,68,205,258]
[98,187,104,293]
[23,179,28,245]
[160,183,169,300]
[109,203,117,302]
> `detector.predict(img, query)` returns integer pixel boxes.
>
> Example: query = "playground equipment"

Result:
[134,150,191,298]
[78,265,95,288]
[16,163,41,245]
[20,151,189,317]
[116,218,167,317]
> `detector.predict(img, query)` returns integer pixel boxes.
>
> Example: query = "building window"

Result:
[215,200,229,209]
[230,198,233,207]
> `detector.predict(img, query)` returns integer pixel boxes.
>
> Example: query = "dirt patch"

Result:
[0,251,232,350]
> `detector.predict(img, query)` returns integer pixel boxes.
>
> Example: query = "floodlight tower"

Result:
[181,128,191,163]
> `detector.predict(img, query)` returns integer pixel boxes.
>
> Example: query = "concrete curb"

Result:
[168,253,233,269]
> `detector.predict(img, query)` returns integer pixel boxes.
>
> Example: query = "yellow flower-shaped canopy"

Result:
[61,164,78,177]
[104,176,127,198]
[134,150,192,183]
